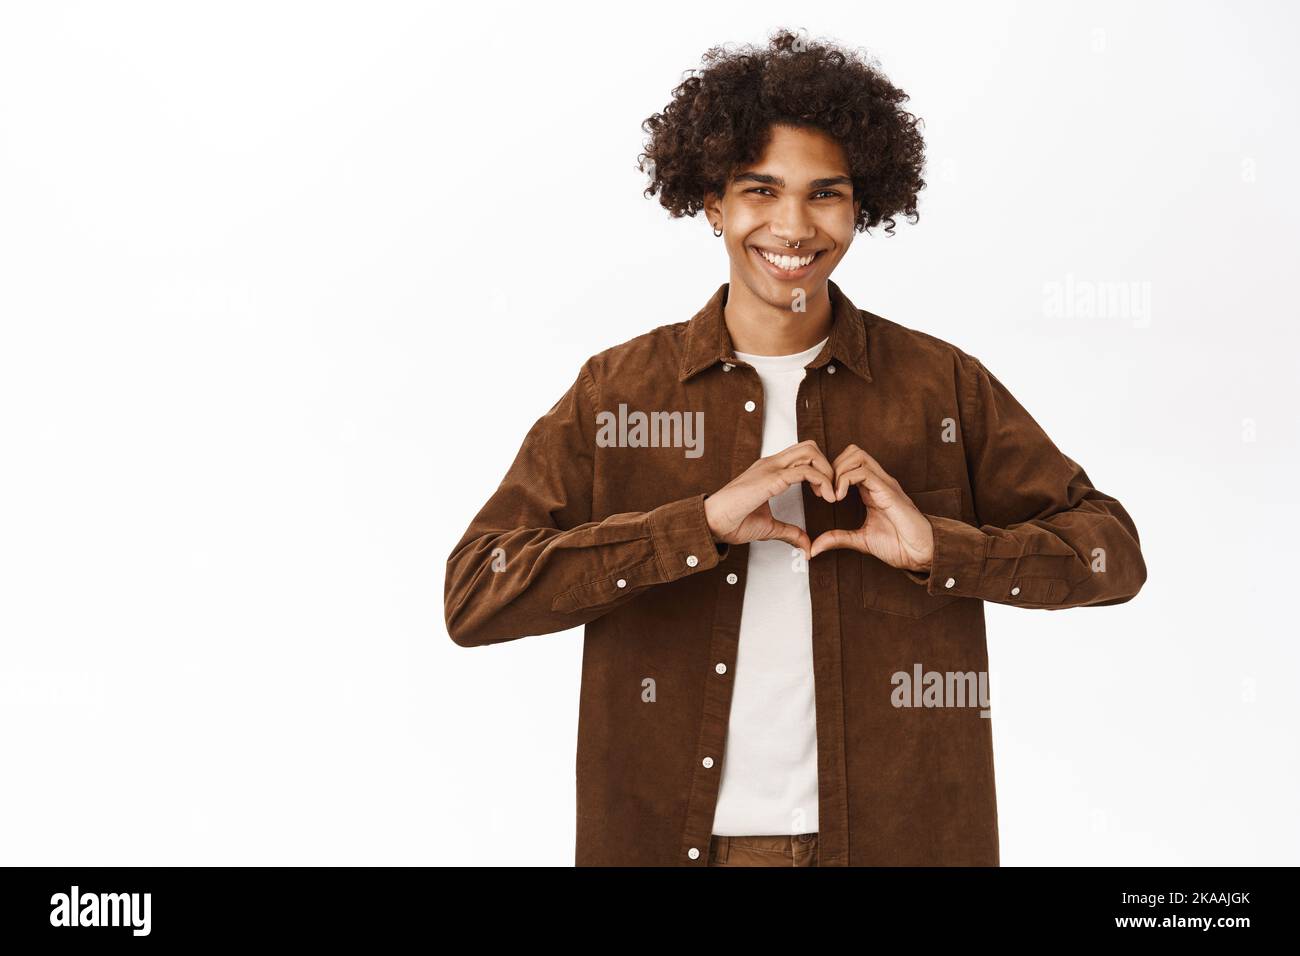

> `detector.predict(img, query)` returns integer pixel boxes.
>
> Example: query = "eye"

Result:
[745,187,775,196]
[813,190,841,199]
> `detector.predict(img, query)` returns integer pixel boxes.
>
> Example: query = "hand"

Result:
[807,444,935,571]
[704,439,837,557]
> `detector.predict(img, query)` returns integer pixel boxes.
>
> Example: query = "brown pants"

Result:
[707,832,819,867]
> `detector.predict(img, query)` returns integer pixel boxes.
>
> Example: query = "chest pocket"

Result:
[861,486,967,618]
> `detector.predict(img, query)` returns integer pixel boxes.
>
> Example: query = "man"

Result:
[444,29,1146,867]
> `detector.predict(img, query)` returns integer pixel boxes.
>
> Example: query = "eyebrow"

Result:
[732,172,854,189]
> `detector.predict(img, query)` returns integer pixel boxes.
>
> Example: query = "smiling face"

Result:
[703,123,861,311]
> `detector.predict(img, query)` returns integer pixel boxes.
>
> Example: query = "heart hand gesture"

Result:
[807,444,934,572]
[703,439,838,557]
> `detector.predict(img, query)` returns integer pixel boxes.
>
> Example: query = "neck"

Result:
[723,277,833,356]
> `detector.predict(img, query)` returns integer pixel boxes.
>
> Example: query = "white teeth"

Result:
[758,248,816,270]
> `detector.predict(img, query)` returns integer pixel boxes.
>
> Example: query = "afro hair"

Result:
[638,28,927,235]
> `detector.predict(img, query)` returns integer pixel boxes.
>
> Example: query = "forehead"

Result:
[750,124,850,173]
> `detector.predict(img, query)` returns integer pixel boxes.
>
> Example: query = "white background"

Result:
[2,1,1297,865]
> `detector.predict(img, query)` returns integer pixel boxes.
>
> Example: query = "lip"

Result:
[750,245,826,281]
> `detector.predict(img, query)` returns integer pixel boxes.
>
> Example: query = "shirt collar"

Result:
[677,278,872,383]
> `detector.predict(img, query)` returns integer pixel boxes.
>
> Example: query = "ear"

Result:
[702,190,723,225]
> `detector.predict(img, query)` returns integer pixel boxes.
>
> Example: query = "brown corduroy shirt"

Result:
[444,279,1146,866]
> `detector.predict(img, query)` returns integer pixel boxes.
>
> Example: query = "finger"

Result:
[775,440,835,499]
[834,462,897,505]
[837,463,899,502]
[829,443,862,474]
[830,445,905,500]
[845,447,904,495]
[831,454,862,500]
[799,441,836,488]
[771,439,814,468]
[776,438,831,469]
[829,445,871,500]
[785,463,837,504]
[837,464,911,516]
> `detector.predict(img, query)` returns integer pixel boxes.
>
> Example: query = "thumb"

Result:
[808,528,862,558]
[762,520,811,559]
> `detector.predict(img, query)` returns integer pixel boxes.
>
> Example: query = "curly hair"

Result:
[637,28,927,236]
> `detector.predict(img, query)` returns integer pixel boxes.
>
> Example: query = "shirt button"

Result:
[702,756,714,768]
[744,400,756,412]
[827,364,836,374]
[726,572,738,584]
[616,578,627,588]
[1010,585,1020,595]
[715,662,727,675]
[686,554,699,567]
[944,577,956,588]
[688,847,700,860]
[723,362,734,371]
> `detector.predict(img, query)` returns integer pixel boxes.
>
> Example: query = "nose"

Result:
[769,201,816,246]
[771,227,815,249]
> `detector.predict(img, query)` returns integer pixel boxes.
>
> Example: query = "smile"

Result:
[750,245,825,279]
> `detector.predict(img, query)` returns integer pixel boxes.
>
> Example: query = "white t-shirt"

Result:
[710,335,828,836]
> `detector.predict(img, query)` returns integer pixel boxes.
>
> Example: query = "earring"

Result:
[712,223,723,237]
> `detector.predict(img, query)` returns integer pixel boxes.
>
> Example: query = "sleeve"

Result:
[902,355,1147,610]
[443,360,729,647]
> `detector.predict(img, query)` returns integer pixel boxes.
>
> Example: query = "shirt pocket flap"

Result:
[861,486,966,619]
